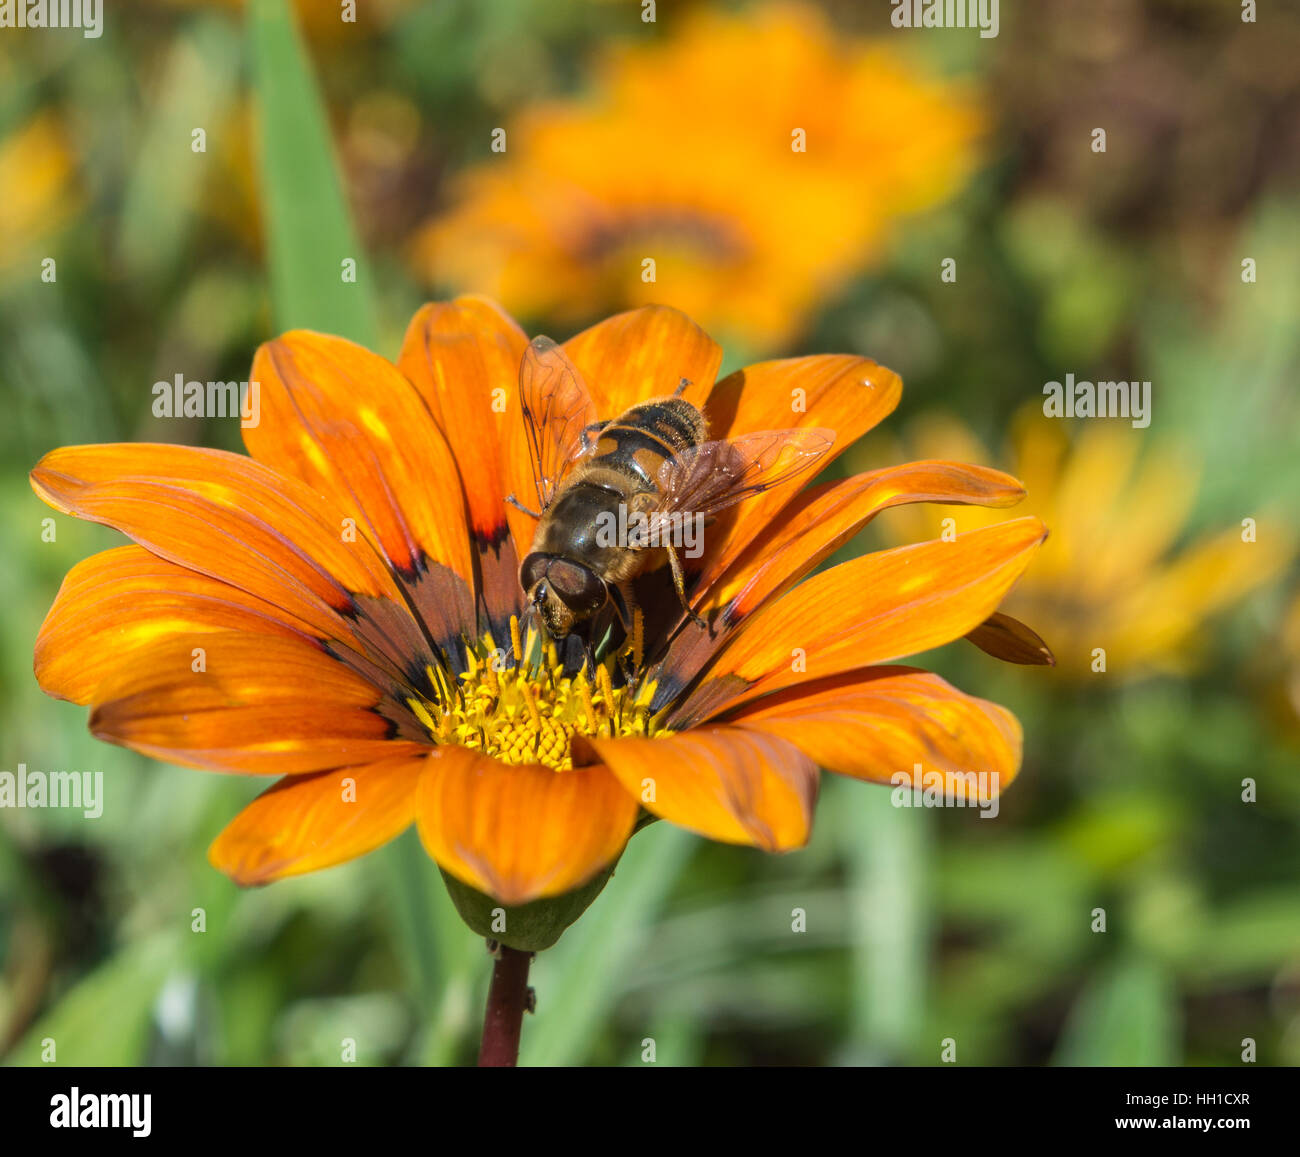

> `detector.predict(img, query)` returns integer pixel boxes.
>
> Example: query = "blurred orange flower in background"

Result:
[416,2,983,350]
[865,411,1293,680]
[32,301,1044,908]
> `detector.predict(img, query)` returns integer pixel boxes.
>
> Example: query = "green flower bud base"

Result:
[439,862,618,951]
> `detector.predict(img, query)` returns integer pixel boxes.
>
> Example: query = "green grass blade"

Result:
[841,779,930,1064]
[1053,955,1180,1066]
[247,0,377,346]
[520,824,695,1067]
[379,830,480,1065]
[6,933,179,1066]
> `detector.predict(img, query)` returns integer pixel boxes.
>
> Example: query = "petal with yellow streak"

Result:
[398,297,530,630]
[730,667,1022,800]
[578,726,817,852]
[35,545,308,705]
[209,754,424,885]
[29,443,435,672]
[683,354,904,602]
[561,303,722,417]
[669,517,1048,724]
[652,460,1027,696]
[246,330,477,641]
[415,745,637,905]
[88,632,426,774]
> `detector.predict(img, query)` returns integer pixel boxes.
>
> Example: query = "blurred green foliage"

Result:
[2,0,1298,1067]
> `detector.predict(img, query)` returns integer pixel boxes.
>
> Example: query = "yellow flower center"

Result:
[406,616,667,770]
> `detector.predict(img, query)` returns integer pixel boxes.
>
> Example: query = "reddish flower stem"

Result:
[477,943,533,1067]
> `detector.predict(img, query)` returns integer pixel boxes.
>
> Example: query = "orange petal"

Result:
[29,443,436,676]
[35,545,307,705]
[718,460,1026,611]
[577,727,818,852]
[561,304,723,417]
[653,460,1027,695]
[88,632,427,774]
[669,517,1048,724]
[33,444,393,620]
[415,745,637,905]
[247,330,476,642]
[730,667,1022,798]
[685,354,903,601]
[965,612,1055,666]
[398,297,529,630]
[209,754,424,885]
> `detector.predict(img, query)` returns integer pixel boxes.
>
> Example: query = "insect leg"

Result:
[613,589,645,685]
[664,543,706,630]
[608,581,636,631]
[505,492,542,518]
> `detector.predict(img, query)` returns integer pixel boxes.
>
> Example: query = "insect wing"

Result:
[518,336,598,510]
[651,427,835,528]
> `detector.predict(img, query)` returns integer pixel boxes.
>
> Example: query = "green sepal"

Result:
[437,863,618,951]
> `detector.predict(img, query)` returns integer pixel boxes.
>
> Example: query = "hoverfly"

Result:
[508,336,834,641]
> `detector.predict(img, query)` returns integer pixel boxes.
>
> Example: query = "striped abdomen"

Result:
[590,397,708,490]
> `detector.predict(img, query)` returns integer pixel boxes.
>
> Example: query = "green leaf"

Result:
[520,824,694,1066]
[6,933,179,1066]
[378,830,480,1065]
[627,1009,704,1067]
[839,778,931,1063]
[1147,200,1300,521]
[1184,890,1300,982]
[1053,955,1180,1066]
[247,0,377,346]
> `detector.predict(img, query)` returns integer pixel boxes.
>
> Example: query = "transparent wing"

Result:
[518,336,598,510]
[640,427,835,541]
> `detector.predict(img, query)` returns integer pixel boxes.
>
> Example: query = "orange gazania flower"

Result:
[416,2,983,350]
[32,301,1044,907]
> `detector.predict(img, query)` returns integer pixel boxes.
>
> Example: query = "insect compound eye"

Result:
[545,559,608,614]
[520,552,551,591]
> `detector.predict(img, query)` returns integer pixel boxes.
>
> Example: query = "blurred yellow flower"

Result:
[863,411,1292,680]
[416,2,983,349]
[0,111,78,280]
